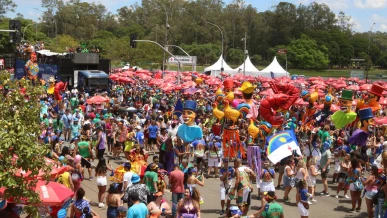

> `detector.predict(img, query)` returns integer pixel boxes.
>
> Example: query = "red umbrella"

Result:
[294,98,309,105]
[347,85,359,91]
[118,77,135,84]
[86,95,109,104]
[316,104,340,112]
[307,77,319,81]
[14,157,68,180]
[334,84,347,89]
[360,84,372,91]
[375,117,387,125]
[262,82,271,88]
[0,180,74,206]
[260,89,275,96]
[380,97,387,105]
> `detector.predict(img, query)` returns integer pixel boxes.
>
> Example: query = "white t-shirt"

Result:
[122,171,133,191]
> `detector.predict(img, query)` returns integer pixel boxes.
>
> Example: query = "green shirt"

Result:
[78,141,90,158]
[144,171,158,193]
[261,202,283,218]
[70,97,78,107]
[53,120,64,132]
[318,130,330,143]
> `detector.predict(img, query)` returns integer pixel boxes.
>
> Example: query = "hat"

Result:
[223,79,234,90]
[123,162,131,168]
[183,100,197,112]
[358,108,373,121]
[153,192,163,197]
[229,206,242,215]
[136,125,141,130]
[131,174,141,183]
[104,114,109,119]
[70,137,79,143]
[339,90,353,101]
[239,81,256,94]
[369,84,384,97]
[73,118,78,122]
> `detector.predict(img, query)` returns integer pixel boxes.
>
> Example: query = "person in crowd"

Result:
[77,138,93,180]
[297,180,311,218]
[144,163,159,203]
[260,161,275,206]
[283,158,295,203]
[95,158,113,208]
[219,158,235,215]
[127,192,149,218]
[106,183,122,218]
[146,120,159,153]
[95,126,107,159]
[185,167,205,190]
[62,108,73,141]
[125,173,149,208]
[206,142,221,178]
[233,158,256,216]
[348,158,363,213]
[71,155,83,195]
[70,188,91,218]
[375,173,387,218]
[319,141,332,196]
[362,165,379,218]
[112,121,127,160]
[169,164,185,217]
[122,162,133,191]
[176,187,201,218]
[147,191,172,218]
[335,152,350,199]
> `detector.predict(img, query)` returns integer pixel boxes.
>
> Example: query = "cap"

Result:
[123,162,131,168]
[136,125,141,130]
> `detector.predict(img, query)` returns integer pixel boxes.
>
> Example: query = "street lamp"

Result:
[166,45,195,72]
[23,23,38,41]
[241,32,247,76]
[154,1,169,72]
[366,22,376,83]
[206,21,224,74]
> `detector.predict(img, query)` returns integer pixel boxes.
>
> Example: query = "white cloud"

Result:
[297,0,350,10]
[354,0,387,9]
[349,16,362,31]
[371,14,387,32]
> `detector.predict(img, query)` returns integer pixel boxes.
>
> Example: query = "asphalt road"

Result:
[78,154,369,218]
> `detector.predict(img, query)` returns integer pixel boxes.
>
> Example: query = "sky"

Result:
[5,0,387,32]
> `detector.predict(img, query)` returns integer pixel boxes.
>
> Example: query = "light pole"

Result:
[23,23,37,41]
[206,21,224,74]
[154,1,169,72]
[166,45,195,72]
[367,22,376,83]
[241,32,247,76]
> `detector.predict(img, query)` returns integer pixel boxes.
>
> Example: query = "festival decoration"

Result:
[300,89,318,128]
[259,82,299,126]
[359,84,384,112]
[25,52,39,81]
[266,130,301,164]
[248,118,274,146]
[54,81,67,101]
[348,108,374,146]
[47,77,55,94]
[239,81,258,119]
[305,89,334,125]
[177,100,203,143]
[331,90,357,129]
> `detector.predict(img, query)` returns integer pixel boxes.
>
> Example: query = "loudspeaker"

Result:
[99,59,111,74]
[56,58,74,76]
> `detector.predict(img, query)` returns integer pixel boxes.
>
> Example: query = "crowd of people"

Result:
[13,68,387,218]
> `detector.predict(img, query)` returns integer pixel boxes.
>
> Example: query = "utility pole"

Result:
[242,32,247,76]
[206,21,224,74]
[367,23,376,83]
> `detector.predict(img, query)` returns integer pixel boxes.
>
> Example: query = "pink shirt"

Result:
[169,169,184,193]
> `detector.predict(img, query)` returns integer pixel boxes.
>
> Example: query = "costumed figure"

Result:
[177,100,203,143]
[211,79,234,136]
[54,81,68,102]
[300,89,318,128]
[24,52,39,81]
[239,81,258,119]
[331,90,357,129]
[358,84,384,112]
[305,89,334,125]
[128,144,149,178]
[247,118,273,147]
[47,77,56,94]
[212,102,224,136]
[348,108,374,147]
[259,82,299,126]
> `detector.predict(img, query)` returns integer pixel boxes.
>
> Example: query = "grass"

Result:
[165,64,386,79]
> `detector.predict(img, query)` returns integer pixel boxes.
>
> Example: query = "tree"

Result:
[0,72,50,216]
[45,34,79,52]
[287,34,329,69]
[377,52,387,68]
[227,48,244,65]
[0,0,16,18]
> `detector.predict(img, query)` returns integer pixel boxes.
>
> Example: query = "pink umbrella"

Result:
[375,117,387,125]
[260,89,275,96]
[294,98,309,105]
[347,85,359,91]
[380,97,387,106]
[316,104,340,112]
[117,77,135,84]
[360,84,372,91]
[262,82,270,88]
[86,95,109,104]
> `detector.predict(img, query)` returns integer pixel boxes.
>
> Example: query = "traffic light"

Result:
[9,20,21,43]
[130,34,137,48]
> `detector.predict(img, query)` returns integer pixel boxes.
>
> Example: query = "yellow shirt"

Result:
[59,172,72,189]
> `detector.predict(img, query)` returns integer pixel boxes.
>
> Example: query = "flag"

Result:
[266,130,301,164]
[270,71,275,79]
[174,99,183,118]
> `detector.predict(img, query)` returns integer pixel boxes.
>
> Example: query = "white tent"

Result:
[233,56,260,76]
[260,56,289,78]
[204,55,235,76]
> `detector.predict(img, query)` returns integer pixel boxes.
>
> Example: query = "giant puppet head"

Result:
[338,90,353,113]
[223,79,234,95]
[301,89,318,108]
[359,107,374,133]
[365,84,383,111]
[182,100,197,126]
[30,52,37,62]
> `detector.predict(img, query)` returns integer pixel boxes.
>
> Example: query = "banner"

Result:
[15,59,58,80]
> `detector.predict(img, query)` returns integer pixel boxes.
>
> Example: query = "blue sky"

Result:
[6,0,387,32]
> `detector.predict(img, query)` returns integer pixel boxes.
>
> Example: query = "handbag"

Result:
[354,179,363,191]
[301,201,310,209]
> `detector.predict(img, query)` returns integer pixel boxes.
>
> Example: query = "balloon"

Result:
[57,208,67,218]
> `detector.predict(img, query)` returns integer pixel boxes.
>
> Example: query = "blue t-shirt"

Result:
[336,145,351,154]
[61,114,73,128]
[135,132,144,144]
[300,188,309,201]
[148,125,158,138]
[127,203,148,218]
[220,166,235,180]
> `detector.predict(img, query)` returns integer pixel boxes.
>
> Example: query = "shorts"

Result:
[260,181,275,192]
[236,188,251,206]
[334,165,341,173]
[196,157,204,165]
[365,190,377,199]
[97,149,105,159]
[297,202,309,216]
[338,172,347,183]
[115,141,123,148]
[81,157,91,168]
[349,183,357,192]
[279,165,285,174]
[208,157,221,167]
[307,178,316,187]
[283,176,295,188]
[220,187,231,201]
[96,176,107,186]
[320,168,330,179]
[148,138,157,145]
